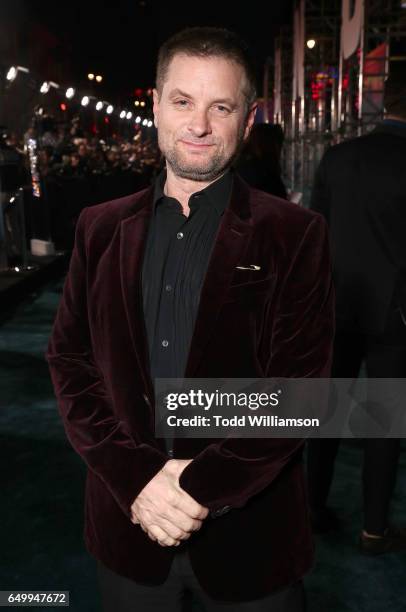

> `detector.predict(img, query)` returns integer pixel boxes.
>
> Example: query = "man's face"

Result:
[153,54,256,182]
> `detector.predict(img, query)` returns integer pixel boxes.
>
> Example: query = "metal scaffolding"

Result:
[340,0,406,134]
[271,0,341,200]
[266,0,406,202]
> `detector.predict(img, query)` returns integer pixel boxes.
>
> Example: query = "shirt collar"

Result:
[153,168,233,216]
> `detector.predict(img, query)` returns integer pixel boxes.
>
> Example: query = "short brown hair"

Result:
[155,27,257,110]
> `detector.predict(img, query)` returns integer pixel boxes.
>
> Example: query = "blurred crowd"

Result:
[3,114,162,181]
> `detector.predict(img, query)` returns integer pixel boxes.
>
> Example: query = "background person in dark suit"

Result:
[47,27,334,611]
[306,62,406,554]
[234,122,288,199]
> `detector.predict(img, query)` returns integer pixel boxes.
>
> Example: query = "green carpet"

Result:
[0,280,405,611]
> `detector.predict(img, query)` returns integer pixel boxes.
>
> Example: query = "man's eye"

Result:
[214,105,230,114]
[175,100,189,107]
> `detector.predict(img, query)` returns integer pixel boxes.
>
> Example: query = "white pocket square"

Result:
[235,264,261,271]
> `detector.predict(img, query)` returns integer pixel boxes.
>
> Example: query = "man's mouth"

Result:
[179,140,215,149]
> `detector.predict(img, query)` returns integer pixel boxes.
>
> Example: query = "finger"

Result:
[160,507,203,534]
[137,500,204,535]
[170,486,210,520]
[148,524,179,547]
[171,493,209,521]
[157,517,191,541]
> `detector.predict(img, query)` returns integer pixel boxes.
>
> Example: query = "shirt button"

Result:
[162,339,169,347]
[165,284,172,292]
[177,232,184,240]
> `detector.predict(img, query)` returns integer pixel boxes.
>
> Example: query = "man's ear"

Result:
[152,88,160,129]
[243,103,258,140]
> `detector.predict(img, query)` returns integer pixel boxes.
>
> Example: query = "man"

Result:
[46,27,334,611]
[306,62,406,554]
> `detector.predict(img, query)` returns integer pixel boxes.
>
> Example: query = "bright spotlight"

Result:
[307,39,316,49]
[40,81,59,94]
[96,101,103,111]
[106,105,114,114]
[142,119,148,126]
[147,120,153,127]
[66,87,75,99]
[140,101,146,107]
[6,67,17,81]
[88,73,95,80]
[81,96,90,107]
[126,112,132,119]
[96,75,103,82]
[120,110,126,119]
[135,116,141,123]
[6,65,29,82]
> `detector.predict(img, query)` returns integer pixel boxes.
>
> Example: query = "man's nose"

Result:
[187,109,212,136]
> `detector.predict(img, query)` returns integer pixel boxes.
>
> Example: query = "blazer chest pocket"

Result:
[223,274,276,304]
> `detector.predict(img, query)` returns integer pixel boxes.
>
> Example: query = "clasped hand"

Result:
[130,459,209,547]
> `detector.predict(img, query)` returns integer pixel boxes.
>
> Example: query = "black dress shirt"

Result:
[141,169,233,453]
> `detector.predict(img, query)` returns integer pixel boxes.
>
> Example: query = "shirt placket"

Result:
[157,214,190,456]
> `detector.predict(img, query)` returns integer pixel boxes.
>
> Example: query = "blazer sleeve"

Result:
[179,214,335,511]
[46,207,168,519]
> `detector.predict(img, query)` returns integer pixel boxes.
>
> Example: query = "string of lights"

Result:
[4,64,154,129]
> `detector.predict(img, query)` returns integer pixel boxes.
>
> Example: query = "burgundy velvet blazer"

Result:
[46,175,334,602]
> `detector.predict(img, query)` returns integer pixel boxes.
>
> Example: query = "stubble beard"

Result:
[159,128,246,182]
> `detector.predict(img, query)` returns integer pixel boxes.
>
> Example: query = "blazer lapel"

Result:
[120,187,154,398]
[184,176,254,377]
